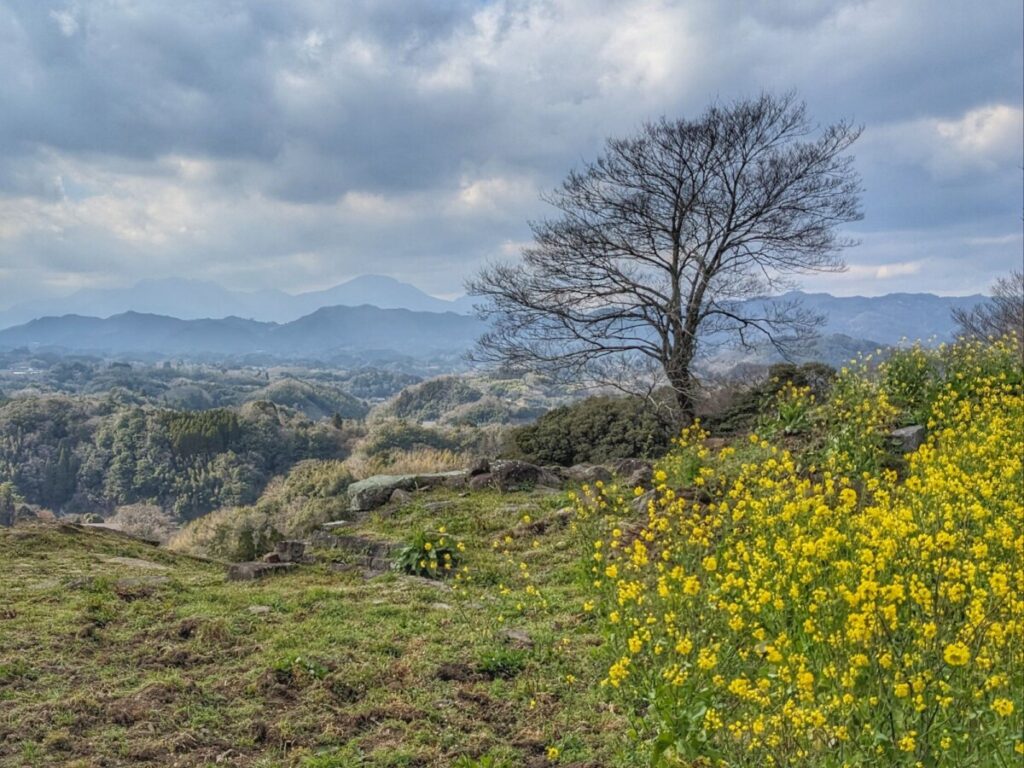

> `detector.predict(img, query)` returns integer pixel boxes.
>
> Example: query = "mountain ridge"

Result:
[0,289,988,366]
[0,275,479,329]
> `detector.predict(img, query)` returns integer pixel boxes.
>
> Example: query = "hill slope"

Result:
[0,495,629,767]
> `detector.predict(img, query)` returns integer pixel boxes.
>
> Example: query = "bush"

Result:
[511,395,673,466]
[169,505,279,562]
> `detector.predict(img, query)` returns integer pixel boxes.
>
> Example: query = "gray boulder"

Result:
[625,466,653,490]
[610,458,653,477]
[490,460,561,492]
[890,425,926,453]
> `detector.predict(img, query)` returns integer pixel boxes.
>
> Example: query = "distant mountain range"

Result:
[0,280,986,365]
[0,275,479,329]
[0,305,486,363]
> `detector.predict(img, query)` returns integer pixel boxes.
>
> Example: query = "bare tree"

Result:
[468,93,862,423]
[952,270,1024,344]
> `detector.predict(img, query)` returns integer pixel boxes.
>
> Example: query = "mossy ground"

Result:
[0,488,635,767]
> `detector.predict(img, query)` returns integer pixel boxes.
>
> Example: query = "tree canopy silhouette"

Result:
[469,93,862,422]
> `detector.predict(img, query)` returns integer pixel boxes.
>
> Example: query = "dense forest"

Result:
[0,395,357,519]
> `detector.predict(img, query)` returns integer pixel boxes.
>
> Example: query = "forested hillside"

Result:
[0,397,356,519]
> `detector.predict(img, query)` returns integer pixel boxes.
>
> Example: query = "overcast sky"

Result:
[0,0,1021,308]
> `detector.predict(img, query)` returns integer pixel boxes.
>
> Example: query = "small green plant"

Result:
[272,653,328,681]
[757,381,815,437]
[392,527,464,578]
[477,648,527,679]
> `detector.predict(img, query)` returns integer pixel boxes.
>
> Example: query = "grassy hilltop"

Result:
[0,489,631,767]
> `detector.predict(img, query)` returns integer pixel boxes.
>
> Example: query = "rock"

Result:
[609,458,653,477]
[311,532,400,571]
[390,488,415,506]
[632,489,656,514]
[348,475,415,512]
[468,457,491,476]
[429,602,453,611]
[500,628,533,649]
[247,605,271,615]
[564,464,613,485]
[227,562,296,582]
[491,460,562,492]
[625,466,653,490]
[442,472,469,490]
[703,437,728,452]
[261,552,282,563]
[468,473,493,491]
[890,425,926,453]
[274,540,306,563]
[347,471,468,512]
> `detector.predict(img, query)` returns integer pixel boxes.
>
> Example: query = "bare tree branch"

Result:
[468,93,863,423]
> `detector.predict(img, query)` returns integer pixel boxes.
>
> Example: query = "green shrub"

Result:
[511,395,673,466]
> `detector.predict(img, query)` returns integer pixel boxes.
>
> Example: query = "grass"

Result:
[0,488,635,767]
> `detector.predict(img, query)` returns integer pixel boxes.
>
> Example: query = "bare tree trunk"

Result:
[665,350,697,427]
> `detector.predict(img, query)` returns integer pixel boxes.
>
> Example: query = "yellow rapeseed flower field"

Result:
[575,337,1023,767]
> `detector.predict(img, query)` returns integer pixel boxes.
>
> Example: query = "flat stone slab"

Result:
[227,562,296,582]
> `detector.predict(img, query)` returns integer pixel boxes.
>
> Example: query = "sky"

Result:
[0,0,1021,309]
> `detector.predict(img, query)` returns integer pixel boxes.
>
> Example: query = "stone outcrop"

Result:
[346,471,467,512]
[261,540,307,564]
[489,460,562,492]
[310,531,400,573]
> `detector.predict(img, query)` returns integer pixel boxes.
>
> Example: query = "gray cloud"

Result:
[0,0,1020,305]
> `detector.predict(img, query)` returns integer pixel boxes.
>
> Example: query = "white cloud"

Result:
[867,104,1024,180]
[0,0,1021,306]
[844,260,924,279]
[48,8,79,37]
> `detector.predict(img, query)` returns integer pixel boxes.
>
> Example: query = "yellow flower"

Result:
[546,745,560,761]
[992,698,1014,717]
[942,642,970,667]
